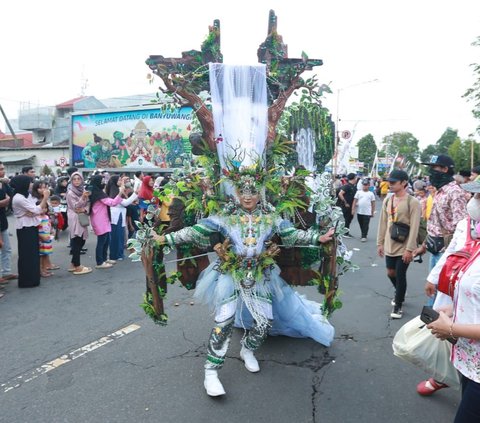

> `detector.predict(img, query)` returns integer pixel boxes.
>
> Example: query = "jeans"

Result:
[385,255,410,306]
[0,229,12,276]
[357,214,371,238]
[109,215,125,260]
[454,375,480,422]
[426,252,442,306]
[96,233,110,265]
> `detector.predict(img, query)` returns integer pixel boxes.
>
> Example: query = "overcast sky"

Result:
[1,0,480,149]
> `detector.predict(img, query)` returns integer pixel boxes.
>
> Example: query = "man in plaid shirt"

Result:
[417,155,467,271]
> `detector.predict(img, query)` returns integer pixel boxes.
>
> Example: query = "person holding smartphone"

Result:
[106,175,138,262]
[66,172,91,275]
[419,187,480,423]
[89,175,127,269]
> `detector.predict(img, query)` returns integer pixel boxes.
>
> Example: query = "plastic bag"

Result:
[392,315,460,389]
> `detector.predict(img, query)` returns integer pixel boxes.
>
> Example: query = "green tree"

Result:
[420,144,437,163]
[383,132,420,168]
[448,138,464,169]
[463,36,480,134]
[41,164,52,176]
[356,134,377,173]
[436,127,458,154]
[448,138,480,170]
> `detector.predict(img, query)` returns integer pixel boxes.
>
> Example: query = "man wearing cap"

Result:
[377,169,421,319]
[337,173,358,238]
[352,179,376,242]
[416,155,467,277]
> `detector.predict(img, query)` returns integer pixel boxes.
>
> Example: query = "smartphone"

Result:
[420,306,439,324]
[420,306,457,345]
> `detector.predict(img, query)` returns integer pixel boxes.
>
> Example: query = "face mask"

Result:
[467,197,480,222]
[429,169,454,189]
[52,206,60,213]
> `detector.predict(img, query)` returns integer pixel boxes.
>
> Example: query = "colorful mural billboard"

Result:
[71,106,194,169]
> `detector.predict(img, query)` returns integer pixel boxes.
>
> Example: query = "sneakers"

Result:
[360,238,367,242]
[390,305,403,319]
[240,346,260,373]
[204,369,226,396]
[106,260,116,265]
[95,262,113,269]
[343,233,353,239]
[416,378,449,396]
[391,298,406,306]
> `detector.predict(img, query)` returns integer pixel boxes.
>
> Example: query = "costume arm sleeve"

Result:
[165,218,221,249]
[277,219,319,247]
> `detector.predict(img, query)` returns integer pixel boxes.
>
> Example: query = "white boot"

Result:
[204,369,226,396]
[240,346,260,373]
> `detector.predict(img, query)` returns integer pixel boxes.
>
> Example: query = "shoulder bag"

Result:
[389,196,411,243]
[77,212,90,227]
[425,204,454,254]
[438,217,480,298]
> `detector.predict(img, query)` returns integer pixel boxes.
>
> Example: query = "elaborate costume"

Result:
[131,62,348,397]
[160,165,335,395]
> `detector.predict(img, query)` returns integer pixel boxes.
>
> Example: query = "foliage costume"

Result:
[137,19,356,394]
[164,200,335,371]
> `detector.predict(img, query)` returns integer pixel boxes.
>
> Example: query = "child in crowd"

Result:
[48,195,65,240]
[32,181,59,276]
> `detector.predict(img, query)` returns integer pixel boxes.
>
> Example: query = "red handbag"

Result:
[438,218,480,298]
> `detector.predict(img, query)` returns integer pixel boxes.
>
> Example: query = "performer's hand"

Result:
[151,232,166,245]
[319,227,335,244]
[264,241,280,258]
[214,238,230,261]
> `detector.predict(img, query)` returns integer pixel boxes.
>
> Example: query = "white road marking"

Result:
[1,323,141,394]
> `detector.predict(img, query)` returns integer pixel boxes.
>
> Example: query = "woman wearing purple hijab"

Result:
[66,172,92,275]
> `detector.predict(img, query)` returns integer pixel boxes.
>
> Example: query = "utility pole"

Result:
[471,139,474,169]
[0,104,20,147]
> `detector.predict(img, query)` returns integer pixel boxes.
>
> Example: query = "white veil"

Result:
[209,63,268,172]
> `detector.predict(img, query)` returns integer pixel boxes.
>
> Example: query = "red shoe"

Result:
[416,378,449,396]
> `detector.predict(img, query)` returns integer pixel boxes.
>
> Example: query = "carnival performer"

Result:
[153,171,336,397]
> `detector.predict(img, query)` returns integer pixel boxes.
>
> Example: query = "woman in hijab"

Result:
[106,175,138,261]
[138,175,154,222]
[89,175,126,269]
[11,175,49,287]
[66,172,91,275]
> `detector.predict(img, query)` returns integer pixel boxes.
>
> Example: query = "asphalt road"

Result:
[0,208,459,423]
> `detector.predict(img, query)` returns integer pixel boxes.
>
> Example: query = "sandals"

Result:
[2,274,18,280]
[416,378,449,396]
[41,271,54,278]
[47,265,60,270]
[73,266,92,275]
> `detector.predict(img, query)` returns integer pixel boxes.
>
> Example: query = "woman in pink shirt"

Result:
[89,175,126,269]
[11,175,49,288]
